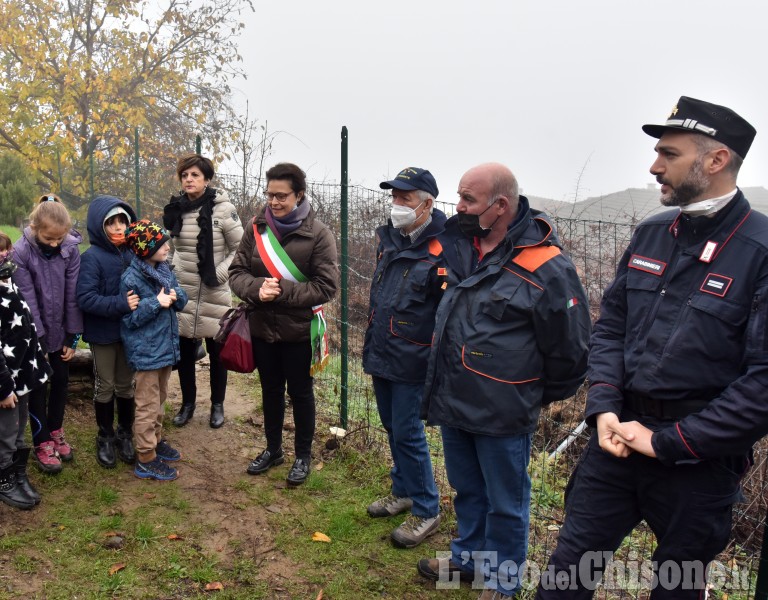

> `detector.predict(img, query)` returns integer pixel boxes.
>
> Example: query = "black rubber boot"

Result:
[210,403,224,429]
[95,401,117,468]
[0,464,35,510]
[115,397,136,464]
[172,403,195,427]
[12,448,40,505]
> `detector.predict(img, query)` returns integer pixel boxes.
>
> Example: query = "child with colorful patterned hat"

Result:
[120,220,188,481]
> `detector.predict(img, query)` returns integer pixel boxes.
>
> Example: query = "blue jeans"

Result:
[442,426,533,596]
[372,376,439,518]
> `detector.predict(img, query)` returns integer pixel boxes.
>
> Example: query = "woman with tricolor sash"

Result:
[229,163,338,486]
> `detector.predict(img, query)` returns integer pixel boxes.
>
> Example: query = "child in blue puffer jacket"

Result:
[120,220,188,481]
[77,195,138,469]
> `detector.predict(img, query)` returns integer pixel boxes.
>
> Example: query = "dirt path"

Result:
[1,357,311,597]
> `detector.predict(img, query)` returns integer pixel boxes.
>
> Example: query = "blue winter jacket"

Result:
[362,210,447,384]
[12,226,83,352]
[77,195,137,344]
[119,257,188,371]
[421,197,591,436]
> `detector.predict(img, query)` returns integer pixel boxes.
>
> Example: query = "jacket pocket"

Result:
[390,315,433,346]
[460,344,541,384]
[479,272,527,321]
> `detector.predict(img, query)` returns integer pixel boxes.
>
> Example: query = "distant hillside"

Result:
[529,186,768,223]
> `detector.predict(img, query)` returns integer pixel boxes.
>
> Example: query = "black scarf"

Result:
[163,187,219,287]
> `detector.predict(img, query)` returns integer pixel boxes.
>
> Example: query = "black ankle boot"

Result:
[95,401,117,468]
[115,397,136,464]
[172,403,195,427]
[96,436,117,468]
[210,403,224,429]
[0,465,35,510]
[12,448,40,505]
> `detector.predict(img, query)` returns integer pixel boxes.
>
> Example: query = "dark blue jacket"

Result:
[422,197,591,436]
[119,257,188,371]
[586,190,768,465]
[76,195,137,344]
[362,210,447,384]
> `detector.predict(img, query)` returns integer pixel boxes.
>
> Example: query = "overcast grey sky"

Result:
[232,0,767,202]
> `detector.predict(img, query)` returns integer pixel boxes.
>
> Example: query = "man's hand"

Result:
[0,392,16,409]
[616,421,656,457]
[596,412,634,458]
[169,288,177,302]
[61,346,75,361]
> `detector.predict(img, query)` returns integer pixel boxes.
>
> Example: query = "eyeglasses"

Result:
[265,191,295,202]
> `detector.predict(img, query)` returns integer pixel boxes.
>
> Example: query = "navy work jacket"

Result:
[586,190,768,465]
[363,210,447,384]
[422,197,591,436]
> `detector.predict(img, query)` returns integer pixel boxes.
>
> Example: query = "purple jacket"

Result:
[12,226,84,352]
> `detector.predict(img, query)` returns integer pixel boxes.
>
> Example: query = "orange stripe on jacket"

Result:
[512,245,561,272]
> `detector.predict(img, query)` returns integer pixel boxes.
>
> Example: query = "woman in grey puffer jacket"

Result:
[162,155,243,428]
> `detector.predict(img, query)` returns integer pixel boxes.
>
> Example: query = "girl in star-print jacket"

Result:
[0,233,52,510]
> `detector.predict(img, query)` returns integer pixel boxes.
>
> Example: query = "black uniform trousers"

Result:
[537,429,744,599]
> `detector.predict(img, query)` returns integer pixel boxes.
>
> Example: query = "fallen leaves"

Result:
[167,534,183,540]
[204,581,224,591]
[311,531,331,543]
[108,563,126,576]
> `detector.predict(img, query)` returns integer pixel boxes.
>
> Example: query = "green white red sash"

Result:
[253,224,330,375]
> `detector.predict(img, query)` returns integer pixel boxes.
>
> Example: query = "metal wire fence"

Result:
[56,169,767,598]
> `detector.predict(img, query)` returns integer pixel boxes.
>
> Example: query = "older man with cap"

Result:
[362,167,445,548]
[417,163,591,599]
[537,97,768,599]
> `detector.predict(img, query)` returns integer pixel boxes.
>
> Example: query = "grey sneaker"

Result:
[367,494,413,518]
[391,513,442,548]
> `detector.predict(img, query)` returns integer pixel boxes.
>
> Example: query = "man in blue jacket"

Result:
[418,163,591,599]
[537,98,766,599]
[362,167,445,548]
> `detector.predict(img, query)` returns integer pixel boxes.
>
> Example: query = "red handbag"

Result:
[214,303,255,373]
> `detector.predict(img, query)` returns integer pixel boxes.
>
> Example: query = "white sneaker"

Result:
[367,494,413,518]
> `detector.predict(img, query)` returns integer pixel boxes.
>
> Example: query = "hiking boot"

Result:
[50,428,73,462]
[0,465,35,510]
[286,458,310,486]
[134,458,178,481]
[247,448,284,475]
[96,436,117,469]
[34,441,62,474]
[391,513,442,549]
[172,403,195,427]
[12,448,40,505]
[155,439,181,462]
[417,557,475,582]
[367,494,413,518]
[209,403,224,429]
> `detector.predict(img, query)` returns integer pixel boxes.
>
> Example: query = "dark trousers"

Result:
[28,351,69,446]
[536,433,743,600]
[253,338,315,460]
[177,336,228,406]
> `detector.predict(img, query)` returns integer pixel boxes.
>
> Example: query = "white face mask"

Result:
[390,201,424,229]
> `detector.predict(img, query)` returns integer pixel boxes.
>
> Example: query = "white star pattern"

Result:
[29,357,37,370]
[0,297,10,308]
[21,300,29,311]
[10,312,23,329]
[39,375,48,384]
[17,384,29,395]
[3,344,14,358]
[10,369,19,379]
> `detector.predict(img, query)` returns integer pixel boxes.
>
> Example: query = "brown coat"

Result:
[228,205,338,343]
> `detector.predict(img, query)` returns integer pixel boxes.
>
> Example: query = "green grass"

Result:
[1,224,21,243]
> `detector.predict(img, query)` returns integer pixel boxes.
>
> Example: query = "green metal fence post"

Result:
[196,134,201,155]
[134,127,141,219]
[340,126,349,429]
[756,519,768,598]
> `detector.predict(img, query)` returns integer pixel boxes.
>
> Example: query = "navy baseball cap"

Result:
[380,167,439,198]
[642,96,756,159]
